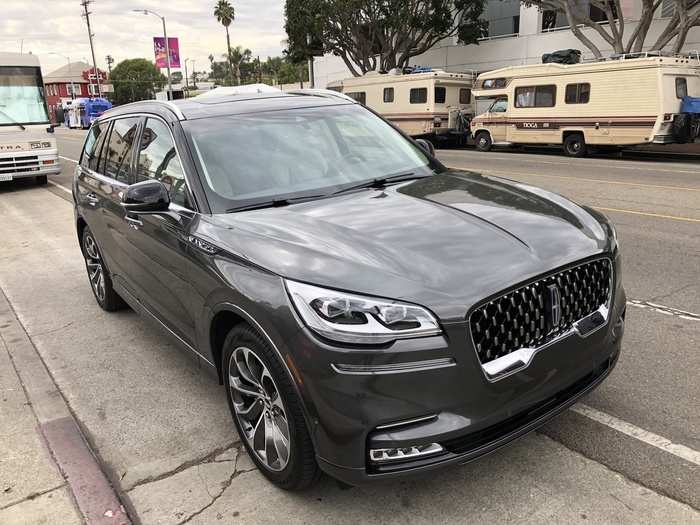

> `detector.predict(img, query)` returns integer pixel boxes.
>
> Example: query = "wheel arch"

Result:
[208,301,319,448]
[561,128,586,142]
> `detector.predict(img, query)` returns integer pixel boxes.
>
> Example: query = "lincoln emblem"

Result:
[547,284,562,328]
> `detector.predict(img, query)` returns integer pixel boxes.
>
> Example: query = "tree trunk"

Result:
[225,26,234,85]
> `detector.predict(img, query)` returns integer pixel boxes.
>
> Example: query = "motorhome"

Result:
[327,69,475,145]
[0,52,60,184]
[470,54,700,156]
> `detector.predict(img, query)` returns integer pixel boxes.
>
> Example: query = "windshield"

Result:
[0,66,50,126]
[184,103,441,212]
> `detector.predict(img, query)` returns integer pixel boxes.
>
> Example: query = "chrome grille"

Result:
[470,259,612,365]
[0,155,40,174]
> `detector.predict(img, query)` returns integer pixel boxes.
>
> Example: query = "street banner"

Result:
[153,37,181,68]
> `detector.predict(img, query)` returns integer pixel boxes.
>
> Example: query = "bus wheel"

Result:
[35,175,48,185]
[475,132,492,152]
[564,133,587,157]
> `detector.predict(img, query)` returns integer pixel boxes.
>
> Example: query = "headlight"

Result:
[285,280,442,344]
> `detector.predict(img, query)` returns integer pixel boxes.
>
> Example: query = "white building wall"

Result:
[313,2,700,87]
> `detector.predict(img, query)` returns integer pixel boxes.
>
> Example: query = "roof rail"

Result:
[285,88,356,103]
[594,51,700,62]
[103,99,186,120]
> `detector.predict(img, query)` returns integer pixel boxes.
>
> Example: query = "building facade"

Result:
[312,0,700,87]
[43,61,108,124]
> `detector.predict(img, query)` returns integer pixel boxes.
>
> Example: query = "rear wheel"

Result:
[564,133,587,157]
[81,227,126,311]
[475,131,493,152]
[223,325,319,490]
[35,175,47,185]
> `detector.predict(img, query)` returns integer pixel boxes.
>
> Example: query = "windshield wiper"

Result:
[226,193,327,213]
[0,108,26,130]
[331,172,428,195]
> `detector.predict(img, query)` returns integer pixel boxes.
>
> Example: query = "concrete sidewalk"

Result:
[1,184,699,524]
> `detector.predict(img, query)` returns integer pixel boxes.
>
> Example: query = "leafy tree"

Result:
[109,59,166,105]
[522,0,700,57]
[285,0,487,76]
[214,0,236,83]
[262,56,309,85]
[229,45,253,85]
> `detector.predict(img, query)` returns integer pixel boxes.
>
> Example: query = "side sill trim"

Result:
[331,358,456,375]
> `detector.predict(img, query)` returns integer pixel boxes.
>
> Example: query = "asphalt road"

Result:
[1,129,698,523]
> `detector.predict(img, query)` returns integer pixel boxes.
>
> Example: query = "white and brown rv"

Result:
[470,54,700,157]
[328,69,474,145]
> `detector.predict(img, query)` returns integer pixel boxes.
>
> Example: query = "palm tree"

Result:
[213,0,235,84]
[228,46,251,86]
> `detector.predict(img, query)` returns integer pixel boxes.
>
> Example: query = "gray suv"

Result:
[73,91,625,490]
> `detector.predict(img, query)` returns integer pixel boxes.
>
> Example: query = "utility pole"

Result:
[81,0,102,97]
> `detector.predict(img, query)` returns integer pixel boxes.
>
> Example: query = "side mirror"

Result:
[415,138,435,157]
[121,179,170,213]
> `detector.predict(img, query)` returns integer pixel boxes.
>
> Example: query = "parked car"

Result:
[73,90,626,490]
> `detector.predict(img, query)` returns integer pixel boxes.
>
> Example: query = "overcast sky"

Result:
[3,0,286,75]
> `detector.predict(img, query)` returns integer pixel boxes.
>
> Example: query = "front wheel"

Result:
[474,131,493,152]
[223,325,319,490]
[564,133,587,157]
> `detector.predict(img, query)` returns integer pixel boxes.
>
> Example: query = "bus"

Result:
[0,52,60,185]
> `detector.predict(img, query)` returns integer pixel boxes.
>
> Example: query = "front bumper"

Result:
[281,259,626,486]
[0,150,61,179]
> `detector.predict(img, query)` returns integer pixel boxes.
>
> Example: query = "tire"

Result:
[223,325,319,490]
[81,226,126,311]
[36,175,48,185]
[563,133,587,157]
[475,131,493,152]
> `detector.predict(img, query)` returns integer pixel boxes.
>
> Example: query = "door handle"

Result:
[85,193,99,206]
[125,215,143,229]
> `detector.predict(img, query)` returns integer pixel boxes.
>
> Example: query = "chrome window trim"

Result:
[469,257,614,383]
[82,112,198,213]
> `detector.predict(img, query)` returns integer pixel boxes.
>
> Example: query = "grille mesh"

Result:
[470,259,612,365]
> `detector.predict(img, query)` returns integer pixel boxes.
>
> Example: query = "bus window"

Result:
[383,87,394,103]
[676,78,688,99]
[459,88,471,104]
[346,92,366,104]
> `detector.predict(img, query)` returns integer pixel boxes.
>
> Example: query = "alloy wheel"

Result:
[228,346,291,471]
[84,233,106,302]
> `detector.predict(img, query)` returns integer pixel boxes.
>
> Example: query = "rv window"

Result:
[482,78,507,89]
[459,88,471,104]
[515,85,556,108]
[565,83,590,104]
[434,87,446,104]
[383,87,394,103]
[490,99,508,113]
[676,78,688,99]
[410,88,428,104]
[347,92,366,105]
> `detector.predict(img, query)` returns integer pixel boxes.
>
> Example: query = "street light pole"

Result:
[133,9,172,100]
[184,58,190,96]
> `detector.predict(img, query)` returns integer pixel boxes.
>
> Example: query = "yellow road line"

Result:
[594,207,700,223]
[449,166,700,193]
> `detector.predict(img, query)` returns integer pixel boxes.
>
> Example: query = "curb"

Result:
[0,288,131,524]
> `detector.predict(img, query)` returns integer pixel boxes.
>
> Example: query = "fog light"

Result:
[369,443,444,463]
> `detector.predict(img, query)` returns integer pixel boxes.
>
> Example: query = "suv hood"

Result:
[204,172,610,321]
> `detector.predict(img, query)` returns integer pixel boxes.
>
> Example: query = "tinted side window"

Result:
[103,117,140,183]
[410,88,427,104]
[383,87,394,103]
[459,88,471,104]
[565,83,590,104]
[137,118,189,208]
[434,86,446,104]
[81,121,107,171]
[676,77,688,99]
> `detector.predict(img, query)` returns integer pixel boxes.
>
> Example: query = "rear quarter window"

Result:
[81,121,107,171]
